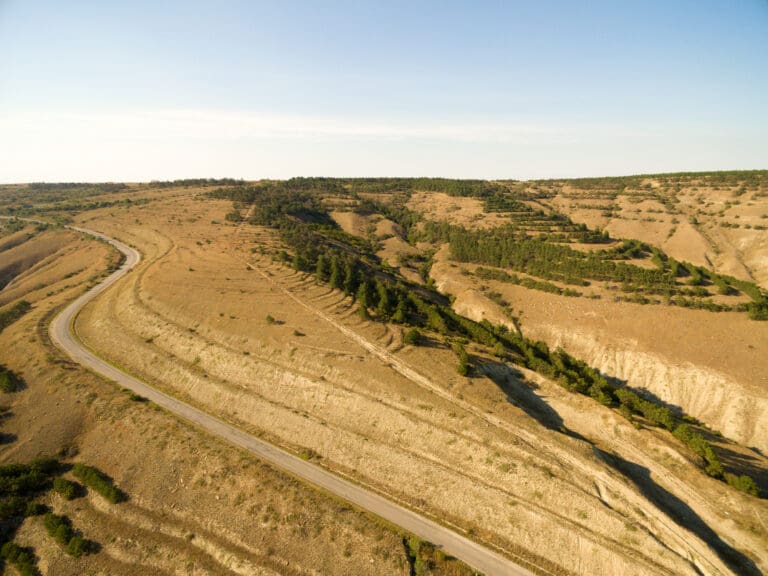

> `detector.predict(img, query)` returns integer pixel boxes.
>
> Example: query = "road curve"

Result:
[49,225,536,576]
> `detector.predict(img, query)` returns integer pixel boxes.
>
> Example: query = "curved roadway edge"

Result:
[48,225,536,576]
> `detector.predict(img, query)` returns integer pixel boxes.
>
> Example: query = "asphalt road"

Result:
[48,225,537,576]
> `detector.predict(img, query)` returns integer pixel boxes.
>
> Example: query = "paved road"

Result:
[48,225,537,576]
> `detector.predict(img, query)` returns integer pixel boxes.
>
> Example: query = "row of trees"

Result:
[422,222,675,291]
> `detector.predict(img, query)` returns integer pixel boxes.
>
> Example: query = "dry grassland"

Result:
[64,188,767,576]
[0,218,423,575]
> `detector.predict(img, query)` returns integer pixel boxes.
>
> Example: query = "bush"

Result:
[0,365,23,393]
[43,512,91,557]
[0,495,27,519]
[24,501,47,516]
[403,328,421,346]
[44,513,73,545]
[1,541,38,576]
[52,477,78,500]
[71,464,126,503]
[453,343,470,376]
[725,473,761,497]
[0,300,32,334]
[65,536,88,558]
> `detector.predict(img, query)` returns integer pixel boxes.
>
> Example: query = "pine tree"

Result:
[329,255,343,289]
[316,254,329,281]
[344,259,360,294]
[392,298,408,323]
[376,281,392,317]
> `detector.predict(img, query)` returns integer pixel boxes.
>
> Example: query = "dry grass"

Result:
[0,217,412,576]
[61,187,767,575]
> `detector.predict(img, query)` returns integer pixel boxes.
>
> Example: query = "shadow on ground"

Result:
[597,450,761,576]
[480,359,585,441]
[480,359,762,576]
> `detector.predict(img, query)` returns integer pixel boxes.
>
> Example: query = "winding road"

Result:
[48,225,536,576]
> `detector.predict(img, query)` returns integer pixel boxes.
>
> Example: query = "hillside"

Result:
[0,174,766,575]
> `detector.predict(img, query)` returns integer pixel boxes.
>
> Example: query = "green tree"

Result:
[453,342,470,376]
[403,328,421,346]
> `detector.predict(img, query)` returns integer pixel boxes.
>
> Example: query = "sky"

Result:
[0,0,766,182]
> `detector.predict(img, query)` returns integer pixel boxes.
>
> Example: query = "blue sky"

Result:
[1,0,766,181]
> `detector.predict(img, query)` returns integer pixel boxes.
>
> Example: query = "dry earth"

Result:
[58,188,768,575]
[0,219,440,575]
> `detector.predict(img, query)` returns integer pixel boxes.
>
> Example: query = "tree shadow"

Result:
[596,449,761,576]
[707,438,768,496]
[579,372,768,494]
[594,370,689,418]
[412,333,446,350]
[0,432,18,444]
[480,360,586,441]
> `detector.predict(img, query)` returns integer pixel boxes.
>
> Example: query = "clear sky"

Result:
[1,0,766,182]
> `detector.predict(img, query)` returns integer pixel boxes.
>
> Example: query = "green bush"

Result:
[72,464,126,503]
[0,365,23,393]
[65,536,88,558]
[0,300,32,334]
[403,328,421,346]
[453,343,470,376]
[24,501,47,516]
[44,513,73,545]
[1,541,38,576]
[0,495,27,519]
[43,512,91,557]
[52,477,78,500]
[725,473,761,497]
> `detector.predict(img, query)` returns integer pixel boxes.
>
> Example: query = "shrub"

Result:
[43,513,73,545]
[43,512,91,557]
[0,365,23,393]
[1,542,38,576]
[71,464,126,503]
[725,473,760,497]
[453,343,470,376]
[0,495,27,519]
[65,536,88,558]
[52,477,78,500]
[0,300,32,334]
[24,501,47,516]
[403,328,421,346]
[298,448,320,461]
